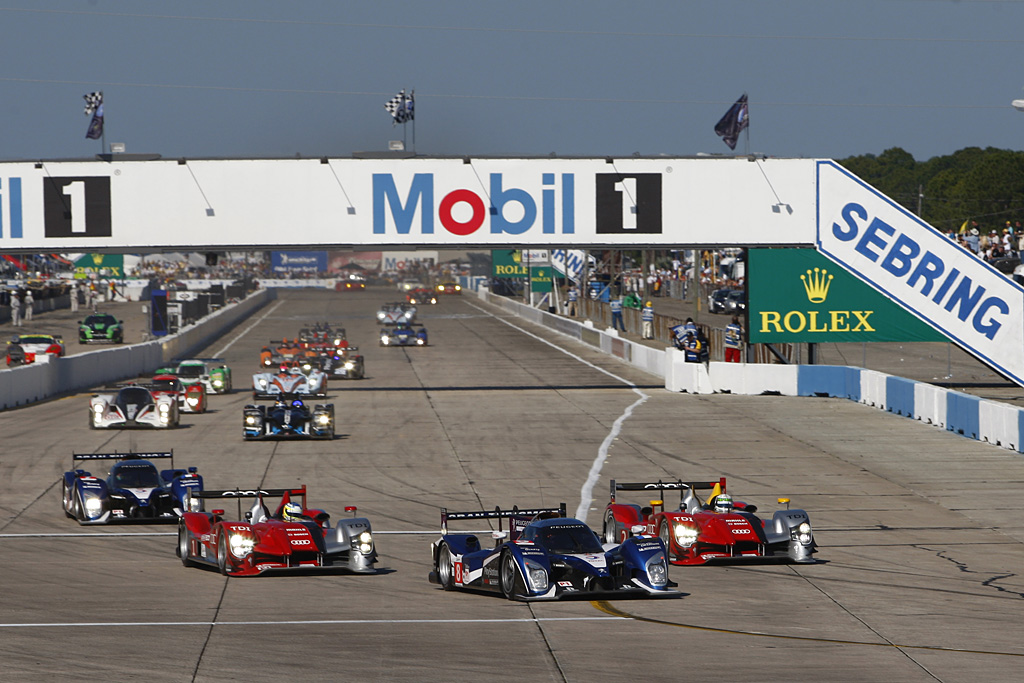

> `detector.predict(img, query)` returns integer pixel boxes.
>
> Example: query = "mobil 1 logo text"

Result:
[44,176,112,238]
[595,173,662,234]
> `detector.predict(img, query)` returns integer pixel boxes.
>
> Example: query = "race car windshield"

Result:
[176,365,204,378]
[85,315,117,326]
[16,336,54,344]
[112,466,161,488]
[534,525,604,554]
[152,379,179,391]
[116,387,154,408]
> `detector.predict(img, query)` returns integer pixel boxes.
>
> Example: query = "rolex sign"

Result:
[748,249,945,343]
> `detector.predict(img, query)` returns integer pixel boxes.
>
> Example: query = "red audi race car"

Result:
[176,486,378,576]
[148,374,208,413]
[602,478,816,565]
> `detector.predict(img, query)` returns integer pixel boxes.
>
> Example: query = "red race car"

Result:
[148,374,208,413]
[405,288,437,305]
[602,478,816,565]
[176,486,378,576]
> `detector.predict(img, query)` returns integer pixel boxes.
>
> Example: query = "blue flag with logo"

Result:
[85,103,104,140]
[714,93,748,150]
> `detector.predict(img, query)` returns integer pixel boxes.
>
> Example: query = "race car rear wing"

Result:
[609,478,727,504]
[186,485,308,519]
[73,450,174,465]
[441,503,566,535]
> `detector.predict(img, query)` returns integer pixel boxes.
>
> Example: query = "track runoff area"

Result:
[1,287,1022,682]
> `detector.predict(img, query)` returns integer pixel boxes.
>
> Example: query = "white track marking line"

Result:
[0,617,626,628]
[464,300,649,523]
[213,299,285,357]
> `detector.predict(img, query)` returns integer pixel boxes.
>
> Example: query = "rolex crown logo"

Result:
[512,251,522,264]
[92,254,104,266]
[800,267,833,303]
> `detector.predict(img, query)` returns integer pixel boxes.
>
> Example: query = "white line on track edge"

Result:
[213,298,286,357]
[0,616,627,628]
[464,300,649,523]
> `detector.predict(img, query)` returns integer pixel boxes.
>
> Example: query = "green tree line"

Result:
[838,147,1024,234]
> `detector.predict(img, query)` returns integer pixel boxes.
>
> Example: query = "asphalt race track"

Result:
[1,287,1022,682]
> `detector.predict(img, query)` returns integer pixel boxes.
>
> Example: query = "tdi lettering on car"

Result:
[816,160,1024,384]
[373,172,575,237]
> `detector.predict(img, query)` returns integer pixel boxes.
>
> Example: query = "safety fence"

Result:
[0,289,274,411]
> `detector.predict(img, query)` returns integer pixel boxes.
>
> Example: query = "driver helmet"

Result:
[279,364,289,374]
[714,494,734,513]
[282,502,303,521]
[645,301,653,307]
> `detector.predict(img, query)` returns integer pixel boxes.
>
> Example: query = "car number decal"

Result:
[454,561,463,584]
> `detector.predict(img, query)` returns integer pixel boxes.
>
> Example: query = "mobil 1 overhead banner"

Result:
[0,157,817,252]
[816,161,1024,384]
[748,248,944,343]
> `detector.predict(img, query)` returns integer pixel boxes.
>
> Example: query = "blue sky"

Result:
[2,0,1024,163]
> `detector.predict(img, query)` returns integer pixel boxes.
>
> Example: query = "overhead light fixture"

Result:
[177,158,187,165]
[320,156,329,164]
[463,157,471,164]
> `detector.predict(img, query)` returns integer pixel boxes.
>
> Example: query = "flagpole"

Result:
[744,96,749,155]
[101,91,107,155]
[411,88,416,154]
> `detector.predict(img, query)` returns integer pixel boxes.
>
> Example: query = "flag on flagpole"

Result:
[405,90,414,122]
[83,91,102,115]
[385,89,413,125]
[83,91,104,139]
[714,93,749,150]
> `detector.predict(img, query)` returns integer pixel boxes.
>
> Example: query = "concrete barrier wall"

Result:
[472,289,1024,455]
[0,289,273,410]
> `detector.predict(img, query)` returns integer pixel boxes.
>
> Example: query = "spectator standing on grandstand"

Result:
[641,301,655,339]
[567,285,578,317]
[23,289,34,322]
[610,296,625,332]
[724,315,743,363]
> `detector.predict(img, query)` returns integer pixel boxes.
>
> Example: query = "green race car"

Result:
[160,358,233,394]
[79,313,124,344]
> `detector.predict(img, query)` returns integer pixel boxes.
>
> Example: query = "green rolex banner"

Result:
[748,249,945,343]
[74,253,124,279]
[492,250,528,278]
[530,266,553,293]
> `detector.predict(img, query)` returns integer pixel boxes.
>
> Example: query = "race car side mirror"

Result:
[630,524,646,536]
[491,531,508,540]
[212,509,224,518]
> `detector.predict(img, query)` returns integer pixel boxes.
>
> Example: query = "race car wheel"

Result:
[178,524,194,567]
[216,530,231,576]
[62,483,74,518]
[658,521,673,557]
[602,511,620,545]
[500,552,519,601]
[436,543,456,591]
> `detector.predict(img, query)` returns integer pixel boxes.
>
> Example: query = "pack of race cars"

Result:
[64,286,819,597]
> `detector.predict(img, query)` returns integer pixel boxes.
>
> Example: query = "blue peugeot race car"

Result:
[61,451,203,524]
[429,504,679,601]
[380,322,428,347]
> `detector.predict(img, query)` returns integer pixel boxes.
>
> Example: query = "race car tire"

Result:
[216,530,231,576]
[178,524,194,567]
[62,483,74,518]
[658,521,673,557]
[500,552,519,601]
[436,543,456,591]
[603,511,621,545]
[88,413,96,429]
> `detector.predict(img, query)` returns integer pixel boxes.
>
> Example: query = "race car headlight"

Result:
[381,336,390,345]
[437,285,444,291]
[213,379,223,387]
[356,531,374,554]
[186,396,200,407]
[159,403,171,413]
[229,533,255,558]
[93,404,104,414]
[84,497,104,517]
[794,522,813,545]
[317,413,332,425]
[188,497,202,512]
[524,560,548,592]
[430,298,436,304]
[416,338,425,345]
[646,557,668,586]
[343,361,355,370]
[258,379,267,387]
[674,523,698,547]
[302,363,312,372]
[245,415,258,425]
[454,285,461,291]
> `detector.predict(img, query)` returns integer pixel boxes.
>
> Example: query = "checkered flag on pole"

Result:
[384,89,411,125]
[83,91,103,116]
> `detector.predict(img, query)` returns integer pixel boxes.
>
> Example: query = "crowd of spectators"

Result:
[950,221,1024,265]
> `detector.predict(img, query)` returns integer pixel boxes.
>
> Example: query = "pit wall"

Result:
[0,289,274,411]
[475,289,1024,454]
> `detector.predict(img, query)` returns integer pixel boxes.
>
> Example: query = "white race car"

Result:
[89,385,180,429]
[252,364,327,400]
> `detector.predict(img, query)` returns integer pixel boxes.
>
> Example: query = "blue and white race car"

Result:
[380,322,428,347]
[429,504,679,601]
[61,451,203,525]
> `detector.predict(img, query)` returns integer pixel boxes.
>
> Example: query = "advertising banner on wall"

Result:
[381,250,437,272]
[0,157,818,252]
[271,251,326,274]
[73,253,124,278]
[816,160,1024,384]
[328,251,382,272]
[492,250,527,278]
[748,248,945,343]
[530,266,553,293]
